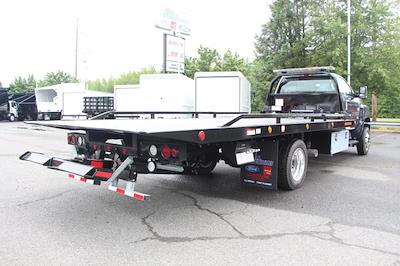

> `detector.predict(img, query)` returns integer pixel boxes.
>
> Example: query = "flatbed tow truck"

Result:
[20,67,371,201]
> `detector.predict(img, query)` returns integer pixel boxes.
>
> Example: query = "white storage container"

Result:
[139,74,194,113]
[194,71,251,113]
[114,74,195,118]
[114,85,142,112]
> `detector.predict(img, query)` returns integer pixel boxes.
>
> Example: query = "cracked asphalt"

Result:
[1,122,400,265]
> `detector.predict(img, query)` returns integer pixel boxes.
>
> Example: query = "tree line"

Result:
[4,68,157,94]
[6,71,78,94]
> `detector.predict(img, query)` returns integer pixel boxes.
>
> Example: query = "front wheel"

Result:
[357,127,370,155]
[278,139,308,190]
[9,114,15,122]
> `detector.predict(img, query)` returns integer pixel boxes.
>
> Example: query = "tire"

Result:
[184,159,217,175]
[278,139,308,190]
[197,160,217,175]
[184,150,219,176]
[9,114,15,122]
[357,127,370,155]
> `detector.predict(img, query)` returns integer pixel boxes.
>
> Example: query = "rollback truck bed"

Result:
[20,67,371,201]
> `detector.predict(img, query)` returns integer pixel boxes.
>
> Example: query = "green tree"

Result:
[185,46,251,77]
[185,46,221,78]
[9,75,37,93]
[254,0,400,116]
[38,71,78,87]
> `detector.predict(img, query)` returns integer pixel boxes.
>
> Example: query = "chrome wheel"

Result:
[364,130,370,152]
[291,147,306,182]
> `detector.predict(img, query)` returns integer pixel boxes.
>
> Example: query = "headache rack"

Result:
[273,66,336,75]
[222,112,347,127]
[90,110,248,120]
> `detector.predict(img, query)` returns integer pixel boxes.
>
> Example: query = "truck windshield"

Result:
[279,78,336,94]
[36,89,57,102]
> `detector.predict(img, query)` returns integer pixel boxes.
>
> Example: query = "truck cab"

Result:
[0,88,19,121]
[265,66,370,140]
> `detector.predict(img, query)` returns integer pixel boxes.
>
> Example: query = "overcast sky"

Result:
[0,0,271,86]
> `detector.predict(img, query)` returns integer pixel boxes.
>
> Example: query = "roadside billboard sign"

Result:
[155,8,191,36]
[164,34,185,73]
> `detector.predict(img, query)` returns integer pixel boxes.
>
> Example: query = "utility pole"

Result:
[347,0,351,85]
[75,18,79,79]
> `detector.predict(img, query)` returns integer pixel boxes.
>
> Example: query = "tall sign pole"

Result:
[347,0,351,85]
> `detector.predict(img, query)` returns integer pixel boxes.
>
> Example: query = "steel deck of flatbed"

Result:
[26,113,354,144]
[26,116,347,133]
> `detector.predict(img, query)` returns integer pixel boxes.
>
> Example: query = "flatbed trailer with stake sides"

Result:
[20,67,371,201]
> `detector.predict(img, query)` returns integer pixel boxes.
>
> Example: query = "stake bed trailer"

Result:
[20,67,371,201]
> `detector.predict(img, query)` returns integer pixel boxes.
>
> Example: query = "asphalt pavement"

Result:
[1,121,400,265]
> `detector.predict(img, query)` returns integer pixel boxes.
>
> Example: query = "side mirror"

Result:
[359,86,367,98]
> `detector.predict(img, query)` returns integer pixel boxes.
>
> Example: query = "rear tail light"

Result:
[121,148,129,156]
[104,145,113,152]
[161,145,171,159]
[171,148,179,158]
[147,161,156,172]
[149,145,158,157]
[67,134,77,145]
[77,136,84,146]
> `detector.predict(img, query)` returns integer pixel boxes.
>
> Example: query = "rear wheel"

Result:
[184,151,218,175]
[357,127,370,155]
[197,159,217,175]
[278,139,308,190]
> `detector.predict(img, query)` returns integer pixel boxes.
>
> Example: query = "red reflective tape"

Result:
[133,193,145,201]
[68,173,74,178]
[95,171,112,179]
[80,177,87,182]
[116,188,125,194]
[90,161,104,168]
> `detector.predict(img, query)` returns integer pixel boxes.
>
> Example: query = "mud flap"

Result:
[19,151,96,177]
[241,140,279,190]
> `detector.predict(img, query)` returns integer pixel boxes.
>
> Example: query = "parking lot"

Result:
[1,121,400,265]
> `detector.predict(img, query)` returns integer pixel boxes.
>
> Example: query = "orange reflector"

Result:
[268,127,273,134]
[345,122,353,126]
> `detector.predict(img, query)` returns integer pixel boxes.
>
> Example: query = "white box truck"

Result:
[35,83,86,120]
[194,71,251,114]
